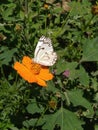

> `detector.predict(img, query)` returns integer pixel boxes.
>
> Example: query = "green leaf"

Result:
[26,99,44,115]
[47,80,59,93]
[56,59,67,75]
[23,118,38,128]
[2,3,16,21]
[56,59,78,75]
[0,47,17,66]
[95,125,98,130]
[94,92,98,102]
[81,37,98,62]
[77,65,89,86]
[20,10,25,20]
[69,0,91,18]
[41,108,83,130]
[67,89,94,117]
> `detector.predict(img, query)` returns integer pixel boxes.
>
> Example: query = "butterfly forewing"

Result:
[34,36,57,66]
[34,36,53,57]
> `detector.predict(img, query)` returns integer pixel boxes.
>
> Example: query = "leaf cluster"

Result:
[0,0,98,130]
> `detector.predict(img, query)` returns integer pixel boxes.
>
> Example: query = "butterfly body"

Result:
[33,36,57,66]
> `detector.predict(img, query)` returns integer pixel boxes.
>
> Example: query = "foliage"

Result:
[0,0,98,129]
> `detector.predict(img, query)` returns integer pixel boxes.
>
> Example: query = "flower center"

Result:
[30,62,41,74]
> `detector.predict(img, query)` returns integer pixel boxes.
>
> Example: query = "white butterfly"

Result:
[33,36,57,66]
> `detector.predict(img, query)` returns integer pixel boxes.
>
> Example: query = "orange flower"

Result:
[44,3,49,9]
[14,24,22,32]
[92,5,98,15]
[48,100,57,110]
[14,56,53,87]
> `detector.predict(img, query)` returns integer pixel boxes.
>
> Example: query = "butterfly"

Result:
[33,36,57,66]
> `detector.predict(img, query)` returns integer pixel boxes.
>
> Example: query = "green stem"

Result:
[45,14,47,35]
[25,0,28,17]
[33,105,48,130]
[0,66,10,87]
[55,2,75,37]
[82,15,95,32]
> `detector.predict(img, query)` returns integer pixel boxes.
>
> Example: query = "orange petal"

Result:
[14,62,36,83]
[36,77,47,87]
[39,67,54,80]
[22,56,32,70]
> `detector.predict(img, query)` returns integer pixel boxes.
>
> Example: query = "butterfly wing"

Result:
[33,36,57,66]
